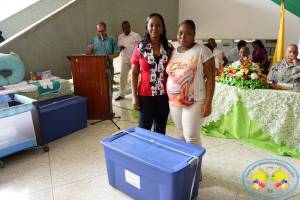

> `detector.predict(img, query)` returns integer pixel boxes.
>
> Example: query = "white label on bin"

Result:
[125,169,140,189]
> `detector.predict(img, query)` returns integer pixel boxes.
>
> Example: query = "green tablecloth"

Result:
[17,79,72,101]
[202,99,300,159]
[202,82,300,159]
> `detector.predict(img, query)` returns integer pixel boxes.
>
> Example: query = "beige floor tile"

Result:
[10,189,53,200]
[53,175,132,200]
[199,142,266,200]
[48,132,108,187]
[0,148,52,199]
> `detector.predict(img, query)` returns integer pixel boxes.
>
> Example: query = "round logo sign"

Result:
[242,159,299,199]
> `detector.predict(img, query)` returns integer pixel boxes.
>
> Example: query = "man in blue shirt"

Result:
[86,22,120,84]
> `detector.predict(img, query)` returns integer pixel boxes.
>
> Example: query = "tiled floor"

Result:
[1,92,300,200]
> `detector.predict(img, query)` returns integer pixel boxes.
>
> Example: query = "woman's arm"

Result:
[131,64,141,110]
[259,54,268,68]
[202,57,215,117]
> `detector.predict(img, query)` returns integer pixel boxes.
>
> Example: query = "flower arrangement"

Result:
[215,58,269,89]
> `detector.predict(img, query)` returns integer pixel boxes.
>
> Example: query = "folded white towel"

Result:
[39,81,48,89]
[17,84,38,92]
[47,81,53,89]
[38,79,53,89]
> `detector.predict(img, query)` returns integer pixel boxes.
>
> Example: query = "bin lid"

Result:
[39,95,87,113]
[101,127,206,173]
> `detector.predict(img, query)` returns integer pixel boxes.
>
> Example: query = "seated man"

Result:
[227,40,247,66]
[238,46,250,62]
[227,46,250,67]
[267,44,300,83]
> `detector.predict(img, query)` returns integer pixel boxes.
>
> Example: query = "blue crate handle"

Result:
[39,96,77,108]
[122,129,199,200]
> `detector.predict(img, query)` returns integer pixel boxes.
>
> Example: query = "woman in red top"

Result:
[131,13,173,134]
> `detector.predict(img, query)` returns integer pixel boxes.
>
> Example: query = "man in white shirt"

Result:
[115,21,141,100]
[208,38,228,75]
[227,40,247,66]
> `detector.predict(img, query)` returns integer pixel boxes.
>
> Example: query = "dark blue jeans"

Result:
[138,94,169,135]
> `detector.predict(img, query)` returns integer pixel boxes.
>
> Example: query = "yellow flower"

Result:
[240,69,245,73]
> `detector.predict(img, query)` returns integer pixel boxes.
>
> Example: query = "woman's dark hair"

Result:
[179,20,196,34]
[140,13,172,55]
[252,40,265,49]
[203,43,213,53]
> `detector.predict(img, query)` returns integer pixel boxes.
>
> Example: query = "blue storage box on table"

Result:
[101,127,206,200]
[39,95,87,143]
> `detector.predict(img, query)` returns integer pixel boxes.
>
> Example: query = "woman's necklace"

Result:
[153,43,160,57]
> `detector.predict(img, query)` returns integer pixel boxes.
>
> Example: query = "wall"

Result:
[0,0,178,79]
[179,0,300,53]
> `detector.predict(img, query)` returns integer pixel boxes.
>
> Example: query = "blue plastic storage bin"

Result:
[101,127,206,200]
[39,95,87,143]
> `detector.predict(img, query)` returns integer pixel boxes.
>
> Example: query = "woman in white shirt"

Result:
[166,20,215,146]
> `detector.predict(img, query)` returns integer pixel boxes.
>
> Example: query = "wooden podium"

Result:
[67,55,112,119]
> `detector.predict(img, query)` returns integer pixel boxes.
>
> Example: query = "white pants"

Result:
[119,63,131,97]
[169,100,206,146]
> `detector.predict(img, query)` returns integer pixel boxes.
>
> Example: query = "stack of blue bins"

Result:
[101,127,206,200]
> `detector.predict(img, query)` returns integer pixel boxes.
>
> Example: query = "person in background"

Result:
[0,31,5,43]
[203,43,213,53]
[86,22,120,84]
[227,40,247,66]
[166,19,215,147]
[208,38,228,67]
[252,40,268,73]
[268,44,300,83]
[239,46,250,61]
[204,43,221,75]
[115,21,141,101]
[208,38,227,75]
[131,13,173,135]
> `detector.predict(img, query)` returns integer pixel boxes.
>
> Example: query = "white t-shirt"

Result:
[166,44,213,107]
[213,48,223,69]
[118,31,141,63]
[227,46,239,65]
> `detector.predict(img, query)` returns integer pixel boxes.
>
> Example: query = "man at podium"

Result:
[86,22,120,83]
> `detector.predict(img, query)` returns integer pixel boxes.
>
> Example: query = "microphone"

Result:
[100,33,104,41]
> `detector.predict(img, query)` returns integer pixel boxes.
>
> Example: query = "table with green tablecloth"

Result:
[202,82,300,159]
[17,78,72,101]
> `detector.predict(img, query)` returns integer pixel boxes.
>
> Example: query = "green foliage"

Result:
[218,76,269,89]
[217,60,269,90]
